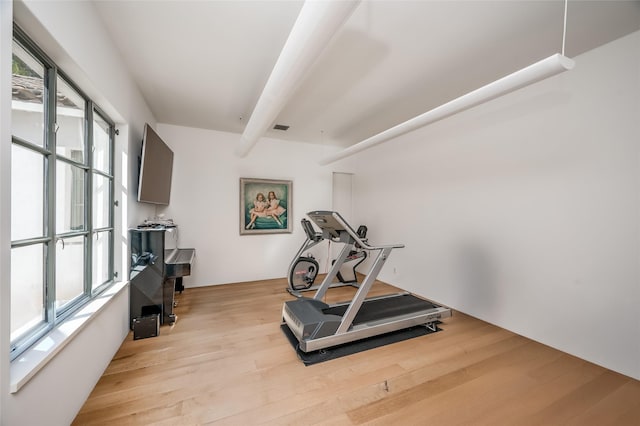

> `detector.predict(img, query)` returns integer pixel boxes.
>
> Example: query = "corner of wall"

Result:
[1,1,15,423]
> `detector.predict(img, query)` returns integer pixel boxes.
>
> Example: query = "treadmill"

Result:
[282,210,451,353]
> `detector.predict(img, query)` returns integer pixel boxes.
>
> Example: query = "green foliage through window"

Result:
[12,54,38,77]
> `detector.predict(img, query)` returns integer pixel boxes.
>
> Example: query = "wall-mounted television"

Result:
[137,123,174,205]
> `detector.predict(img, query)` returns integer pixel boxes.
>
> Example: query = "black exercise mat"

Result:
[280,323,441,366]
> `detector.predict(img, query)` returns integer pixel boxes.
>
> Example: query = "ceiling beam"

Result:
[236,0,360,158]
[318,53,575,165]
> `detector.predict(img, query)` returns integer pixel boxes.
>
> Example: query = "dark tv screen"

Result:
[137,124,174,205]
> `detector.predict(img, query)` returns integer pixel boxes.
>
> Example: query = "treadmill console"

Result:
[307,210,346,239]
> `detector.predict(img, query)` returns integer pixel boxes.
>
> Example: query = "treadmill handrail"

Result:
[309,210,404,251]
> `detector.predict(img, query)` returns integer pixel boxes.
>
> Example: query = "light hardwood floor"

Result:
[73,279,640,425]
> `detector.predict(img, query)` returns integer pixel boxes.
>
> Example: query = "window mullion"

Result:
[11,136,50,155]
[86,104,93,296]
[45,65,57,324]
[109,123,116,281]
[107,115,115,285]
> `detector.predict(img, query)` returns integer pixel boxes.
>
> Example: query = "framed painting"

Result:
[240,178,292,235]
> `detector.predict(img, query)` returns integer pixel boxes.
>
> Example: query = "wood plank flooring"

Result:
[73,279,640,425]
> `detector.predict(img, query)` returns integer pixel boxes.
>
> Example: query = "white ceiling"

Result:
[94,0,640,148]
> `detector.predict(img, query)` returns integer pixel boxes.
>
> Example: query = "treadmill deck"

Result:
[283,293,451,353]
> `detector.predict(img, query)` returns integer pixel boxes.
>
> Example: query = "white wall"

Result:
[6,288,129,425]
[340,32,640,379]
[156,124,340,286]
[2,1,156,424]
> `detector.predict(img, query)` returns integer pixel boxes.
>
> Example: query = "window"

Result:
[10,25,116,359]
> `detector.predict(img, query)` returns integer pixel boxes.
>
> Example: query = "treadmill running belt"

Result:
[323,294,437,325]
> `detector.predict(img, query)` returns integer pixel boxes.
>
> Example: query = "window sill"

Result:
[9,280,129,393]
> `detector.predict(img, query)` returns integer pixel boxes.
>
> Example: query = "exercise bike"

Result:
[287,218,368,297]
